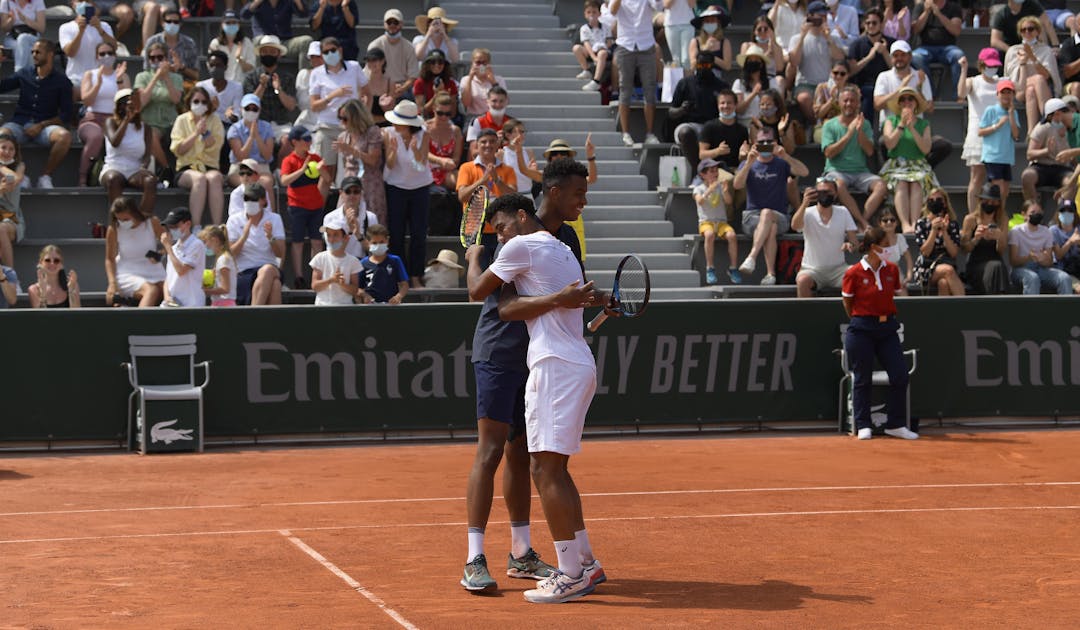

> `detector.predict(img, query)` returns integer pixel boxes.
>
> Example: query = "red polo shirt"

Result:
[842,257,901,317]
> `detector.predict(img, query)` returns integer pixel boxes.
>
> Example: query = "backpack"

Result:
[776,240,804,285]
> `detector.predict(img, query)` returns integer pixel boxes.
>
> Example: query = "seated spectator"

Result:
[792,178,859,297]
[413,50,459,118]
[0,263,16,308]
[310,212,363,306]
[466,86,512,157]
[873,40,932,129]
[310,0,358,62]
[208,10,256,83]
[1043,0,1075,31]
[226,94,275,205]
[699,89,750,176]
[102,88,157,214]
[733,127,810,284]
[689,5,732,71]
[143,7,198,83]
[0,132,25,268]
[227,159,273,216]
[848,9,895,123]
[977,76,1020,211]
[325,175,378,259]
[198,225,238,307]
[881,0,910,41]
[876,207,913,285]
[1005,16,1062,135]
[171,87,226,225]
[910,0,964,96]
[1062,21,1080,99]
[280,125,326,288]
[359,223,408,303]
[1022,98,1076,204]
[1,0,46,73]
[159,207,206,307]
[384,102,433,288]
[241,0,311,66]
[825,0,860,48]
[361,47,393,125]
[669,51,728,162]
[881,87,937,234]
[811,61,851,142]
[1050,199,1080,290]
[29,245,81,308]
[59,0,116,99]
[742,16,787,93]
[367,9,417,100]
[0,39,72,189]
[1009,200,1074,294]
[912,188,964,295]
[197,51,244,126]
[751,88,799,155]
[693,158,738,285]
[733,45,782,127]
[426,94,465,192]
[414,7,459,64]
[104,196,164,307]
[992,0,1058,55]
[227,182,285,304]
[309,36,369,200]
[769,0,806,53]
[574,0,613,92]
[335,99,387,225]
[664,0,695,71]
[423,249,463,289]
[960,183,1009,294]
[133,0,171,54]
[244,35,299,160]
[611,0,663,145]
[460,48,507,117]
[79,42,130,188]
[457,128,517,205]
[787,1,845,127]
[135,41,184,175]
[822,86,883,227]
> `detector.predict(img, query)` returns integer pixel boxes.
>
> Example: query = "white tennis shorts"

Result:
[524,357,597,455]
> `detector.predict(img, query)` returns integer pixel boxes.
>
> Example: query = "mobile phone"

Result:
[84,5,96,19]
[4,174,14,184]
[988,223,997,230]
[146,250,163,263]
[755,141,774,152]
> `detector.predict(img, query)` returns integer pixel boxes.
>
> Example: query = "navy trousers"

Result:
[385,184,430,278]
[845,316,909,431]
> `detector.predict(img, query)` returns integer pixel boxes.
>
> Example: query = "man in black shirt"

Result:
[698,89,749,177]
[991,0,1057,54]
[911,0,965,96]
[848,9,895,122]
[1059,19,1080,97]
[243,35,298,161]
[668,51,730,172]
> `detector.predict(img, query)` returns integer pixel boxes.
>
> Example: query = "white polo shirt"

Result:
[165,232,206,307]
[308,60,368,126]
[613,0,662,52]
[58,19,114,85]
[226,210,286,271]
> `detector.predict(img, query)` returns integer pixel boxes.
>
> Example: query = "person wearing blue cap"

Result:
[226,93,276,210]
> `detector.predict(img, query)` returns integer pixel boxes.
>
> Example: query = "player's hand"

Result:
[464,243,485,263]
[554,280,596,308]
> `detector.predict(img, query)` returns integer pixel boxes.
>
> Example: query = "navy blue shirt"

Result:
[0,267,17,308]
[0,66,74,125]
[359,253,409,302]
[310,0,359,60]
[242,0,307,39]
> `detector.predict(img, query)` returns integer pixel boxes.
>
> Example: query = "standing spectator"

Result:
[280,125,325,288]
[461,48,508,117]
[426,94,465,192]
[880,87,937,233]
[361,47,393,125]
[991,0,1058,54]
[58,0,116,99]
[699,89,750,176]
[198,225,238,307]
[226,94,275,206]
[960,183,1009,294]
[241,0,311,66]
[733,127,810,284]
[825,0,860,48]
[611,0,663,146]
[29,245,80,308]
[244,35,299,161]
[295,41,322,116]
[310,0,358,62]
[1008,200,1074,294]
[876,208,913,285]
[911,188,964,295]
[769,0,807,52]
[309,36,368,200]
[359,223,408,303]
[1022,98,1075,204]
[226,182,285,304]
[135,41,183,174]
[143,7,198,83]
[0,133,25,268]
[466,87,512,156]
[310,212,362,306]
[910,0,964,97]
[413,50,459,118]
[383,102,433,287]
[693,158,739,284]
[335,99,387,225]
[788,1,846,127]
[741,16,787,93]
[961,49,1009,214]
[977,77,1021,210]
[366,9,418,100]
[688,5,732,71]
[0,39,73,189]
[575,0,613,92]
[822,85,884,226]
[209,10,256,83]
[792,179,859,297]
[1005,16,1062,135]
[669,49,730,155]
[159,207,206,307]
[197,50,244,127]
[881,0,910,40]
[848,9,895,122]
[102,88,157,215]
[0,0,45,73]
[78,41,130,188]
[413,7,459,63]
[811,61,852,142]
[663,0,695,71]
[733,45,780,126]
[171,87,226,226]
[104,196,164,307]
[1050,199,1080,289]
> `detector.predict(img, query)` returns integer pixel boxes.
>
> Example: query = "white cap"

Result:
[890,40,912,54]
[321,212,348,233]
[825,0,839,6]
[384,8,404,22]
[307,41,321,57]
[1044,97,1068,118]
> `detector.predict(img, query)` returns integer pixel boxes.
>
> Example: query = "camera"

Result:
[807,15,822,26]
[755,140,775,153]
[146,250,163,263]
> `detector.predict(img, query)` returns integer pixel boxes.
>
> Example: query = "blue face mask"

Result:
[206,249,217,258]
[1051,120,1065,130]
[703,23,718,34]
[758,151,773,160]
[719,110,736,121]
[169,228,183,241]
[1061,212,1075,228]
[328,239,345,251]
[323,50,341,67]
[369,243,389,256]
[163,22,180,36]
[223,23,239,37]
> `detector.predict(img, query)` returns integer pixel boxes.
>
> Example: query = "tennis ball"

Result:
[203,269,215,288]
[304,161,320,179]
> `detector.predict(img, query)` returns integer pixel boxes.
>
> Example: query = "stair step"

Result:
[461,50,574,65]
[523,118,618,132]
[453,27,567,40]
[582,206,666,221]
[527,145,636,160]
[587,238,689,254]
[586,221,674,238]
[649,287,722,301]
[510,105,610,119]
[584,191,664,205]
[449,15,559,28]
[586,253,691,271]
[498,64,584,78]
[439,2,554,14]
[526,131,622,147]
[587,268,701,289]
[507,77,608,91]
[457,39,569,52]
[509,90,603,106]
[583,175,650,191]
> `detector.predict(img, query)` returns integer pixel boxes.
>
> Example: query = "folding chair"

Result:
[837,324,918,435]
[123,335,211,454]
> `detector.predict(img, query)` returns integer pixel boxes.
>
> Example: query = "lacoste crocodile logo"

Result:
[151,420,194,444]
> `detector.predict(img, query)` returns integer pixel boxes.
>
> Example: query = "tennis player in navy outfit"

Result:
[841,226,919,441]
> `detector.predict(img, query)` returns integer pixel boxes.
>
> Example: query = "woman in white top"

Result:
[382,101,432,287]
[207,11,255,83]
[77,41,130,187]
[1005,16,1062,136]
[102,88,157,216]
[663,0,695,71]
[104,196,165,307]
[732,45,781,126]
[958,49,1002,218]
[875,208,912,285]
[768,0,807,52]
[1,0,45,72]
[413,7,459,65]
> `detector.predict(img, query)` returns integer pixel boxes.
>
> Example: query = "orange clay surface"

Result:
[1,429,1079,629]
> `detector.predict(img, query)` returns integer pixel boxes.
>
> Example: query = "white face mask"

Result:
[99,54,116,69]
[982,67,999,79]
[0,157,14,166]
[488,107,506,118]
[1023,37,1039,47]
[369,243,389,256]
[242,110,259,124]
[244,200,261,216]
[190,103,208,117]
[118,219,135,229]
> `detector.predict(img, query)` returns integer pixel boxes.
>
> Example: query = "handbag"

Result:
[658,146,690,191]
[661,64,684,104]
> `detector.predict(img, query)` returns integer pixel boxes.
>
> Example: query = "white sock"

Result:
[554,539,582,578]
[467,528,484,563]
[575,529,594,564]
[510,522,531,559]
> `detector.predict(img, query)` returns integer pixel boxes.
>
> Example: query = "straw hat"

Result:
[255,35,287,56]
[385,100,424,127]
[113,87,133,103]
[886,86,928,115]
[416,7,459,34]
[736,44,767,68]
[543,138,577,159]
[426,249,464,271]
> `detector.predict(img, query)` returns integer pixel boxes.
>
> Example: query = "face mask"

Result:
[206,249,217,258]
[223,23,239,37]
[328,239,345,251]
[209,66,225,81]
[0,158,13,166]
[719,110,736,121]
[1023,37,1038,47]
[1029,212,1044,226]
[982,67,999,79]
[244,200,261,216]
[489,107,506,118]
[755,36,770,45]
[386,30,401,39]
[260,54,278,67]
[1061,212,1075,227]
[981,203,998,214]
[323,51,341,67]
[1051,120,1065,130]
[758,151,773,159]
[190,103,208,117]
[242,110,259,124]
[163,23,180,36]
[817,192,835,207]
[118,219,134,229]
[370,243,389,256]
[703,23,718,34]
[169,228,184,240]
[760,106,777,118]
[76,2,90,17]
[99,54,116,69]
[928,198,947,215]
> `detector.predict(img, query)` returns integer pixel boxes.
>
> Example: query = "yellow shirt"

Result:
[170,112,225,172]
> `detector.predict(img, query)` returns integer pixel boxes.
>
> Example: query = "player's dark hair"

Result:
[542,158,589,194]
[486,193,536,223]
[860,226,888,253]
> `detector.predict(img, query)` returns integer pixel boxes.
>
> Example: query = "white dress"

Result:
[115,220,166,295]
[104,121,147,179]
[962,76,999,167]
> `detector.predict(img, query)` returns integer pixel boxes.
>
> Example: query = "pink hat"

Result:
[978,48,1002,67]
[996,78,1016,93]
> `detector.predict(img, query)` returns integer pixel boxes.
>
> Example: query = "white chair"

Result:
[837,324,918,435]
[122,334,211,454]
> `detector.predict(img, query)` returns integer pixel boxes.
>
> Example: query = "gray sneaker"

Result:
[461,554,497,592]
[507,548,557,580]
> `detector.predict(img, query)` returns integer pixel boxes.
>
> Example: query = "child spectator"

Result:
[978,78,1021,208]
[102,88,157,216]
[693,158,739,285]
[359,224,408,303]
[310,212,363,306]
[423,249,463,289]
[29,245,80,308]
[160,207,206,307]
[574,0,613,92]
[0,133,26,269]
[105,196,165,308]
[876,208,913,286]
[226,182,285,305]
[199,224,238,307]
[280,125,326,289]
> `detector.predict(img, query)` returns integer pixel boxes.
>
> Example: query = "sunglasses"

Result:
[164,18,180,24]
[435,110,453,117]
[43,258,62,264]
[702,166,719,172]
[344,188,362,195]
[880,217,897,223]
[239,170,255,176]
[98,51,115,57]
[1020,26,1038,32]
[385,19,400,25]
[864,20,880,26]
[149,55,166,61]
[832,71,847,76]
[191,99,208,105]
[244,106,259,112]
[473,60,489,65]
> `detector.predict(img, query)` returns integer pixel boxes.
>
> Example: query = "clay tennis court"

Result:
[2,429,1078,628]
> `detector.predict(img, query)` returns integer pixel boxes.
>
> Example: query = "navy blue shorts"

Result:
[474,360,527,440]
[236,267,259,305]
[288,206,324,243]
[984,162,1012,182]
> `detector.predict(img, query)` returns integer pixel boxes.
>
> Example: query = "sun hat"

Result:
[426,249,464,271]
[543,138,576,159]
[255,35,287,55]
[113,87,133,104]
[691,5,731,29]
[736,44,767,68]
[886,86,928,115]
[385,100,424,127]
[416,7,459,34]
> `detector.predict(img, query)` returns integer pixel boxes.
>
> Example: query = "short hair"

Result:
[503,119,525,135]
[488,85,509,99]
[542,158,589,194]
[186,86,216,115]
[471,47,491,62]
[208,50,228,65]
[584,0,601,10]
[321,36,341,50]
[367,223,389,239]
[145,41,168,58]
[486,193,536,222]
[1017,15,1041,36]
[717,88,737,103]
[840,84,861,98]
[34,39,57,55]
[863,8,883,22]
[477,128,498,140]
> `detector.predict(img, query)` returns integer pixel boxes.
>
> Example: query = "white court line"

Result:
[3,480,1079,518]
[1,504,1078,545]
[280,530,418,630]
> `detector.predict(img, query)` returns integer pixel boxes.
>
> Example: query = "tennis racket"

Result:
[587,254,650,332]
[460,185,489,248]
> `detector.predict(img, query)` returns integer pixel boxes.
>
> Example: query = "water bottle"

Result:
[671,165,681,188]
[973,13,980,28]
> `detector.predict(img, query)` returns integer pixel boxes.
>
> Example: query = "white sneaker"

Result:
[760,274,776,285]
[644,133,661,144]
[738,256,756,274]
[622,132,634,146]
[857,428,872,440]
[581,80,601,91]
[884,427,919,440]
[523,570,595,604]
[37,174,54,189]
[19,177,30,190]
[575,69,592,80]
[581,559,606,587]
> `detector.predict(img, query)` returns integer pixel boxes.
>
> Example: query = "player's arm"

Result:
[465,244,503,302]
[496,280,598,321]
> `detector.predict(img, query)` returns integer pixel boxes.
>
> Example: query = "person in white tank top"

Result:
[104,196,165,307]
[959,49,1004,216]
[77,41,131,187]
[382,100,433,286]
[102,88,158,217]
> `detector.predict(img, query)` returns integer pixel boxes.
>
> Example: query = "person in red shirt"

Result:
[841,226,918,441]
[412,49,459,118]
[280,125,326,289]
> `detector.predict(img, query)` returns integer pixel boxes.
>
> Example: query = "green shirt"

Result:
[886,115,929,161]
[822,116,874,174]
[1067,113,1080,153]
[133,70,184,130]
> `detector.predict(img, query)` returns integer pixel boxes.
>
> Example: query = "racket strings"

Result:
[616,262,647,314]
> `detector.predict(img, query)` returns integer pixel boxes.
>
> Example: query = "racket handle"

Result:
[587,310,609,333]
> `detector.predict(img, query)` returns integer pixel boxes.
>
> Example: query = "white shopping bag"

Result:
[661,64,684,103]
[657,146,690,191]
